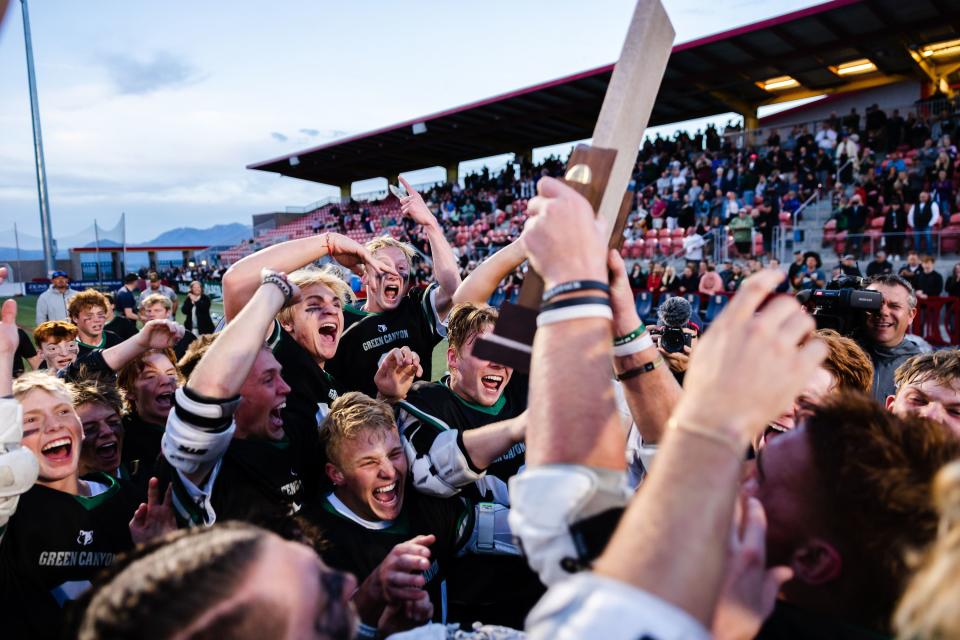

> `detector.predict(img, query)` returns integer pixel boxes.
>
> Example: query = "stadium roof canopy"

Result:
[249,0,960,187]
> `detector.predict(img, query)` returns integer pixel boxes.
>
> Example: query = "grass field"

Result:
[12,293,450,381]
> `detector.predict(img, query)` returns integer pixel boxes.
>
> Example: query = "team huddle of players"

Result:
[3,176,960,639]
[0,178,543,637]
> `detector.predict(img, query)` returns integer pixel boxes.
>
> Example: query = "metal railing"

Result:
[820,229,958,260]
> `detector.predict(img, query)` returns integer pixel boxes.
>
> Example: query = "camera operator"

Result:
[859,274,928,400]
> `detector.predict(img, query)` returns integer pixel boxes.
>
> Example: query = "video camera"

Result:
[795,275,882,337]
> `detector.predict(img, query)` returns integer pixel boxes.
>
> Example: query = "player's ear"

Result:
[884,394,897,411]
[447,345,458,372]
[326,462,344,486]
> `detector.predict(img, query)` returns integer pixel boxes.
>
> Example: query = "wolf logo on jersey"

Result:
[76,530,94,546]
[378,324,388,333]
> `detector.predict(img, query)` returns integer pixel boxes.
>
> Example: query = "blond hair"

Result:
[33,320,78,345]
[13,370,74,405]
[895,350,960,392]
[320,392,397,466]
[141,293,173,311]
[895,461,960,638]
[365,236,416,263]
[276,266,352,327]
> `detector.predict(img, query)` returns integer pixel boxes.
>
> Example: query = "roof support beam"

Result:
[906,46,957,97]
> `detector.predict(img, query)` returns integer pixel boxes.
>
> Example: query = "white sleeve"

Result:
[0,399,40,544]
[908,206,915,228]
[932,203,941,226]
[526,573,710,640]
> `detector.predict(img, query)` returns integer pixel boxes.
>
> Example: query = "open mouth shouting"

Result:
[481,374,505,393]
[382,282,401,305]
[155,392,175,413]
[318,321,339,344]
[269,401,286,432]
[41,436,74,465]
[94,438,120,468]
[373,481,399,509]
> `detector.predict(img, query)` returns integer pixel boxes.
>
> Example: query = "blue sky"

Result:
[0,0,821,243]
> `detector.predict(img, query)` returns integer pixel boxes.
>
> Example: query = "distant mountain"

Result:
[0,224,251,261]
[143,223,251,247]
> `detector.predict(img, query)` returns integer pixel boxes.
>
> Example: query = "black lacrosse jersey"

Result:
[272,324,345,499]
[327,283,445,397]
[302,486,472,622]
[0,473,138,639]
[397,374,528,504]
[395,374,542,628]
[120,412,165,491]
[159,434,305,528]
[76,330,123,359]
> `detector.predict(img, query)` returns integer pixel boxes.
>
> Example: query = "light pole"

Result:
[21,0,56,275]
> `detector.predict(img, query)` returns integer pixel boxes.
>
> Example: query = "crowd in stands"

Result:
[6,99,960,639]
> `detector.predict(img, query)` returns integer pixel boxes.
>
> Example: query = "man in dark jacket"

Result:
[859,275,927,400]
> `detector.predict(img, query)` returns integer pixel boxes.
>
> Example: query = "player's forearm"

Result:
[461,415,523,470]
[422,223,462,315]
[615,348,679,445]
[527,317,623,470]
[189,286,284,399]
[101,333,153,372]
[352,570,388,625]
[451,238,526,306]
[222,234,329,320]
[593,426,742,625]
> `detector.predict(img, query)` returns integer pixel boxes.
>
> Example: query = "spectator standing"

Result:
[899,251,922,288]
[138,272,178,317]
[181,280,215,335]
[793,252,826,291]
[682,228,707,262]
[628,263,647,290]
[815,122,838,152]
[844,195,868,256]
[933,169,954,215]
[866,250,893,277]
[908,191,941,255]
[786,251,804,291]
[728,209,754,256]
[914,256,944,299]
[839,254,862,278]
[945,262,960,297]
[114,274,141,337]
[698,264,724,295]
[102,292,136,341]
[35,270,77,324]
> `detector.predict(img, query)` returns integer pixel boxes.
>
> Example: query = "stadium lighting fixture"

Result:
[920,38,960,59]
[757,75,800,91]
[411,122,427,135]
[289,156,300,167]
[830,58,877,76]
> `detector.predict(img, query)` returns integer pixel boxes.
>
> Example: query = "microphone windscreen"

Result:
[658,296,692,328]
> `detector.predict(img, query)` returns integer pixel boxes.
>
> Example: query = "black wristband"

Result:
[262,272,294,304]
[542,279,610,303]
[615,356,664,381]
[540,295,611,312]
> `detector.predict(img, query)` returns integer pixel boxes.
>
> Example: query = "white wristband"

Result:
[613,332,654,357]
[537,304,613,327]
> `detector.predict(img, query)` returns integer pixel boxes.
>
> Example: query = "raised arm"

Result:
[398,176,461,319]
[450,234,526,306]
[221,233,395,321]
[591,270,827,625]
[608,249,680,446]
[162,272,298,486]
[0,293,41,545]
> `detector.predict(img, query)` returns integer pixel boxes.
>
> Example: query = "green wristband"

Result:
[613,323,647,346]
